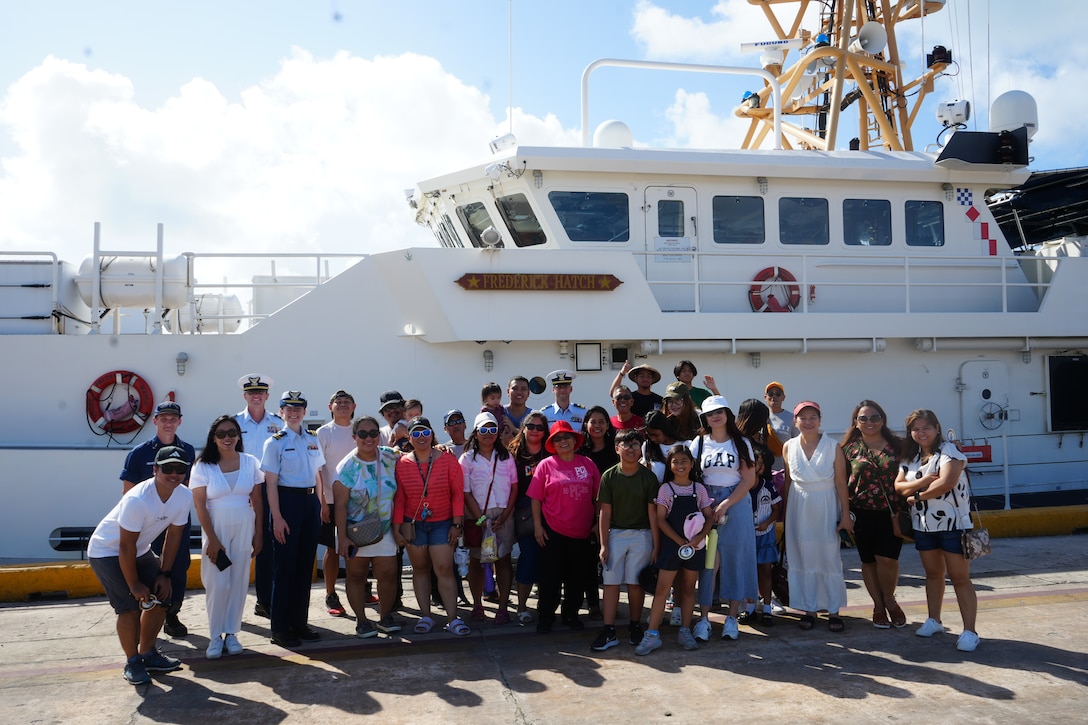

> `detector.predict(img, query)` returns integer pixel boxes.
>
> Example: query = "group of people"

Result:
[88,364,982,686]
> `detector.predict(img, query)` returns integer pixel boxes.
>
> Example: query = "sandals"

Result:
[414,616,435,634]
[445,617,471,636]
[829,615,845,633]
[470,605,487,622]
[517,610,534,625]
[872,607,891,629]
[494,609,511,625]
[799,614,816,630]
[887,602,907,628]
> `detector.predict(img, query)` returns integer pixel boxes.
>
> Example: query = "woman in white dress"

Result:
[191,415,264,658]
[783,401,853,632]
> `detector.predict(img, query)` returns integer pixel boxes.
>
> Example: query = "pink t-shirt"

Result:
[526,454,601,539]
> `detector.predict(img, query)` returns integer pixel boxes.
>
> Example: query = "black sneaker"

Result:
[562,616,585,631]
[294,626,321,641]
[271,630,301,648]
[141,648,182,673]
[163,613,188,638]
[254,602,271,619]
[628,621,644,646]
[590,627,618,651]
[123,656,151,685]
[326,592,346,617]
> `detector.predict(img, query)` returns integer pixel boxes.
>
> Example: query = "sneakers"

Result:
[355,619,378,639]
[635,630,662,656]
[722,616,739,641]
[326,592,346,617]
[254,602,270,619]
[123,656,150,685]
[590,627,619,651]
[692,617,711,643]
[770,597,787,615]
[916,618,945,637]
[206,635,224,659]
[956,630,981,652]
[669,607,682,626]
[224,633,243,655]
[163,612,188,638]
[376,615,402,634]
[678,626,699,651]
[141,648,182,672]
[628,621,644,646]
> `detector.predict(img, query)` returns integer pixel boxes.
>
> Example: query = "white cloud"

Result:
[631,0,791,62]
[0,49,574,272]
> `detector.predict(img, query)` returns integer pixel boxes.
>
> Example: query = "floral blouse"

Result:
[843,439,904,513]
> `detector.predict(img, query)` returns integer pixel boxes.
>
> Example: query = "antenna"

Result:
[507,0,513,136]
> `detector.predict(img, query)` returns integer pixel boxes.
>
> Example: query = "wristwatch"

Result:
[451,522,462,529]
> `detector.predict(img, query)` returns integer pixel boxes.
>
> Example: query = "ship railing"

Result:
[629,248,1064,314]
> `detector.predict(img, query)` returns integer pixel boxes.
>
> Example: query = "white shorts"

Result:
[350,528,397,558]
[602,528,653,586]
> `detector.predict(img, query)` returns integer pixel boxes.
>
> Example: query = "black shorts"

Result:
[656,539,705,572]
[90,551,161,614]
[851,508,904,563]
[318,503,337,548]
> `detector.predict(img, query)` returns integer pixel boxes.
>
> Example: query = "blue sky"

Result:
[1,0,1083,266]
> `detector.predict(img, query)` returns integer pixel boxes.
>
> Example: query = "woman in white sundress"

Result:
[783,401,853,632]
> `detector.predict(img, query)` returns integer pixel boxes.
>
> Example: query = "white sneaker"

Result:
[722,616,739,640]
[956,630,980,652]
[770,597,786,615]
[692,617,711,642]
[224,633,243,655]
[206,635,224,659]
[915,618,945,637]
[635,631,662,656]
[669,607,682,626]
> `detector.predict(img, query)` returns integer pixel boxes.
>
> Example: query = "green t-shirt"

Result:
[597,464,659,530]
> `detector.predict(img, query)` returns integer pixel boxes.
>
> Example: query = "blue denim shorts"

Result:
[411,518,453,547]
[913,528,964,555]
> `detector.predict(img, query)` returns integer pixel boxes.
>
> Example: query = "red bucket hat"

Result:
[544,420,585,454]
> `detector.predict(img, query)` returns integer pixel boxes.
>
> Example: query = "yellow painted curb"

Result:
[978,504,1088,538]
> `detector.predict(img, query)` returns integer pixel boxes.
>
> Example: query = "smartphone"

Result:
[215,549,232,571]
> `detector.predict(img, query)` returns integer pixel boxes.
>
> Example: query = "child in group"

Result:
[745,444,782,625]
[481,382,517,446]
[636,445,715,655]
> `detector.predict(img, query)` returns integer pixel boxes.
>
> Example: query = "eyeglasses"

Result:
[524,423,546,431]
[410,429,432,439]
[214,430,240,440]
[477,426,499,435]
[765,391,784,398]
[354,429,380,439]
[160,463,188,475]
[613,395,633,401]
[856,414,883,423]
[617,441,642,449]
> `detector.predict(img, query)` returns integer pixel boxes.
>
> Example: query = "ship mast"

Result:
[737,0,951,152]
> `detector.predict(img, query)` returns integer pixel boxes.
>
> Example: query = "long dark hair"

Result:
[901,409,943,461]
[735,398,770,441]
[840,399,901,451]
[579,406,616,454]
[662,444,702,484]
[642,410,681,465]
[509,411,549,460]
[199,414,243,465]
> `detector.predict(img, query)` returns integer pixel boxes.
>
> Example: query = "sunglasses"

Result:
[160,463,188,475]
[613,395,633,401]
[856,414,883,423]
[477,426,499,435]
[524,423,546,431]
[766,391,784,398]
[354,429,380,439]
[551,434,575,442]
[214,429,240,439]
[410,429,433,438]
[445,419,466,426]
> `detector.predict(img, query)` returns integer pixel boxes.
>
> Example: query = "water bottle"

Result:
[704,527,719,570]
[484,563,496,594]
[454,540,469,577]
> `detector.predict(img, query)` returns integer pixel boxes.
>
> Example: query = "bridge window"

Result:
[495,193,547,247]
[844,199,892,246]
[457,202,503,248]
[905,200,945,246]
[548,191,630,242]
[658,199,685,237]
[780,197,829,245]
[712,195,765,244]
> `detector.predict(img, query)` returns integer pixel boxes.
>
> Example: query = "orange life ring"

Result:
[749,266,802,312]
[86,370,154,435]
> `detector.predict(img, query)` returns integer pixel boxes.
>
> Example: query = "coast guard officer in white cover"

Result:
[235,373,283,619]
[261,390,325,648]
[537,370,587,427]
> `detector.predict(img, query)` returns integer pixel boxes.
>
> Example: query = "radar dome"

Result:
[990,90,1038,140]
[593,120,633,148]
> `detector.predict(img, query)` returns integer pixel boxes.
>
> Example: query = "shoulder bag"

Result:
[463,455,498,548]
[346,455,387,547]
[960,471,991,560]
